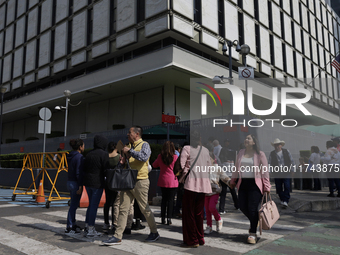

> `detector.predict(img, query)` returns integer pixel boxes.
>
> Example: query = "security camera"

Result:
[55,106,61,110]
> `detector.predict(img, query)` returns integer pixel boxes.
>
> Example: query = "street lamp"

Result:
[212,40,241,115]
[55,90,71,137]
[240,44,251,115]
[0,87,7,167]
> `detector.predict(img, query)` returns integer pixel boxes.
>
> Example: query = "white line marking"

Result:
[0,226,81,255]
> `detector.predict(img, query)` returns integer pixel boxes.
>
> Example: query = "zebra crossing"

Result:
[0,205,294,255]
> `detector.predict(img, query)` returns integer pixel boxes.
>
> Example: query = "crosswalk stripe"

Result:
[43,210,284,254]
[3,215,190,255]
[225,218,304,231]
[0,204,20,208]
[0,226,81,255]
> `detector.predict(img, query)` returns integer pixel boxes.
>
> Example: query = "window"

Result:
[268,0,272,31]
[137,0,145,23]
[67,20,72,54]
[238,12,244,45]
[87,9,93,45]
[270,34,274,65]
[110,0,116,35]
[194,0,201,24]
[282,43,287,72]
[255,24,261,57]
[218,0,225,38]
[254,0,259,21]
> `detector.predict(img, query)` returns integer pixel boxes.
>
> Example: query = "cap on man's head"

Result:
[331,137,340,143]
[271,138,285,147]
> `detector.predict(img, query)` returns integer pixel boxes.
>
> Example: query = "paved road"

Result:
[0,189,340,254]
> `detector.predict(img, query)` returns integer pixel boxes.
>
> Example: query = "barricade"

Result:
[12,152,70,208]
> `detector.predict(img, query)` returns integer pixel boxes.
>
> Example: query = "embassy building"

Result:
[0,0,340,152]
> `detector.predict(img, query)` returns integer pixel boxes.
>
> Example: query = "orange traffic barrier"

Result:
[79,187,106,208]
[36,179,45,203]
[79,186,89,208]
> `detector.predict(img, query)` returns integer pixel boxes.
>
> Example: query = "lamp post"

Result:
[221,40,241,115]
[0,87,7,167]
[240,44,251,116]
[63,90,71,137]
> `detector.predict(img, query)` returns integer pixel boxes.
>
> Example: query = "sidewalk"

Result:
[220,185,340,213]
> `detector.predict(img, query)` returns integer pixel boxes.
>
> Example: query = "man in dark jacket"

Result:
[83,135,109,237]
[268,138,295,208]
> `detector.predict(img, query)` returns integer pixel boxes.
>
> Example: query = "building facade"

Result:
[0,0,340,144]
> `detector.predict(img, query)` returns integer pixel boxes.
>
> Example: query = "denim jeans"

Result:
[275,178,291,203]
[85,187,103,226]
[67,181,82,228]
[238,179,262,234]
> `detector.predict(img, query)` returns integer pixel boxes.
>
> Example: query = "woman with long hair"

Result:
[152,141,178,225]
[65,139,85,234]
[229,134,271,244]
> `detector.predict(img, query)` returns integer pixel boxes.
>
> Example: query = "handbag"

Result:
[106,156,138,191]
[258,193,280,235]
[210,182,222,193]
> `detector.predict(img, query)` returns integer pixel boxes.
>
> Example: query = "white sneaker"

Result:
[282,201,288,207]
[280,201,284,205]
[86,226,103,238]
[204,226,212,234]
[216,218,223,232]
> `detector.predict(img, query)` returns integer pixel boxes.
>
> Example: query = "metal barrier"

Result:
[12,152,70,208]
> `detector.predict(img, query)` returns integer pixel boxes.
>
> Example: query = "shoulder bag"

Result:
[179,146,202,184]
[106,155,138,191]
[258,192,280,235]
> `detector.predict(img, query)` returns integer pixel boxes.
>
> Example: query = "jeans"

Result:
[219,180,239,211]
[328,178,340,194]
[85,186,103,226]
[67,181,82,228]
[238,179,262,234]
[275,178,291,203]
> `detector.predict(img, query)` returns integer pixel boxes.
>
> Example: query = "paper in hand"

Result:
[116,140,124,154]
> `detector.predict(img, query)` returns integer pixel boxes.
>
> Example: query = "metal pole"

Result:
[64,97,69,137]
[244,55,249,116]
[228,42,233,115]
[0,92,4,168]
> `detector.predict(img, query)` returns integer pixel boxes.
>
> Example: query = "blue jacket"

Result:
[67,151,85,187]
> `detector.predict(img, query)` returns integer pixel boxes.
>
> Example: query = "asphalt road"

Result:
[0,189,340,255]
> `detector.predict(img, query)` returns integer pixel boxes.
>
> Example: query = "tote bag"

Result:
[106,159,138,191]
[258,193,280,235]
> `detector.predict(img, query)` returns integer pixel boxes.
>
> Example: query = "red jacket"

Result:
[153,154,179,188]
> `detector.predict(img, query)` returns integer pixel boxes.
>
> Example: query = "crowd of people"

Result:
[65,126,340,247]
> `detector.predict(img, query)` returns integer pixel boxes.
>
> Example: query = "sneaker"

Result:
[204,226,212,234]
[216,218,223,232]
[102,223,110,233]
[328,193,335,197]
[65,226,81,234]
[280,201,284,205]
[86,226,102,238]
[145,232,160,242]
[282,201,288,207]
[247,234,257,244]
[180,243,199,248]
[123,228,131,235]
[101,236,122,246]
[219,211,226,214]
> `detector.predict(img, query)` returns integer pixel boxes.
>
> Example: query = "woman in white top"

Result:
[309,146,321,191]
[320,141,340,197]
[229,134,271,244]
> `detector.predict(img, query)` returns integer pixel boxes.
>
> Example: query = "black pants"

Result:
[161,187,177,219]
[103,187,118,225]
[174,183,184,214]
[219,180,239,211]
[238,179,262,234]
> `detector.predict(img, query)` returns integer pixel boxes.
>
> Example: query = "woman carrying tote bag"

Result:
[229,134,271,244]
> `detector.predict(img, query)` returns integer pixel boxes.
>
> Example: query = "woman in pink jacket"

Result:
[229,134,271,244]
[153,141,178,225]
